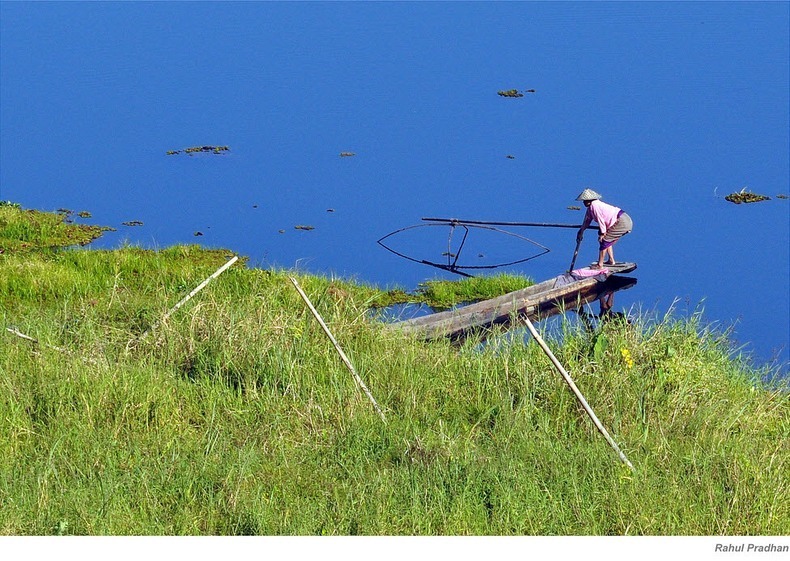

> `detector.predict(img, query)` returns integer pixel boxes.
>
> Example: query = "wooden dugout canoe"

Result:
[389,262,637,340]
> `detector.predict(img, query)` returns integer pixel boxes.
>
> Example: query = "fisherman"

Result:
[575,189,633,270]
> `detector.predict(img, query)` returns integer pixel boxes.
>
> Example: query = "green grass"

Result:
[0,205,788,535]
[0,205,107,254]
[358,273,535,310]
[413,273,534,309]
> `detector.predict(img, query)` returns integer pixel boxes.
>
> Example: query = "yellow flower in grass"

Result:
[621,348,634,369]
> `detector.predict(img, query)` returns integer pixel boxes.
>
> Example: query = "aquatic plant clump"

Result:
[167,145,230,156]
[497,89,536,98]
[725,188,770,204]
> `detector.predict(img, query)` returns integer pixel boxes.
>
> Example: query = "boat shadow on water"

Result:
[460,275,638,344]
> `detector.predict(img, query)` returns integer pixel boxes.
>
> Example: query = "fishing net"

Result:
[377,221,551,277]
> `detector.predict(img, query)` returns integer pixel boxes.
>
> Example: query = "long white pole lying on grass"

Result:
[6,326,69,353]
[161,255,239,323]
[142,255,239,337]
[523,315,635,471]
[5,326,100,365]
[289,277,387,424]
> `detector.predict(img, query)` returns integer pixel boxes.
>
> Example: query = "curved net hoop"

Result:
[377,223,551,276]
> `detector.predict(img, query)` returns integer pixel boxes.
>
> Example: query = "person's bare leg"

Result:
[593,248,606,269]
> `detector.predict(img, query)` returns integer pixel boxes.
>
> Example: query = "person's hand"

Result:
[598,234,604,243]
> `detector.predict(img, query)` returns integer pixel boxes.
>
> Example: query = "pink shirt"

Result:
[585,200,621,235]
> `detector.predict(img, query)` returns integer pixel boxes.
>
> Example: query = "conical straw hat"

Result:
[576,188,602,201]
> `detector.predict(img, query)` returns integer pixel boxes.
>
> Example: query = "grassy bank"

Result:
[0,205,787,535]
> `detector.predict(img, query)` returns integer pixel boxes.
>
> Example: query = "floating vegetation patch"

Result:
[294,225,315,231]
[77,211,92,218]
[497,89,535,98]
[777,194,788,200]
[506,155,515,159]
[193,231,203,237]
[0,201,21,209]
[326,208,335,213]
[567,206,581,211]
[339,152,356,157]
[0,204,108,252]
[724,188,771,204]
[167,145,230,156]
[122,220,144,227]
[56,209,76,223]
[498,89,523,98]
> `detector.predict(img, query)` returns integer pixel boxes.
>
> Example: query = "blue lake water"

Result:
[1,2,788,374]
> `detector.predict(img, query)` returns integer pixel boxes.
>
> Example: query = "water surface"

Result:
[1,2,787,371]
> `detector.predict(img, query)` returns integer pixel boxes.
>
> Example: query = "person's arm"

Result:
[577,210,592,242]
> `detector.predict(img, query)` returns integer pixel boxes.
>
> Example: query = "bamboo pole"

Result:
[5,326,99,365]
[141,255,239,337]
[522,315,635,470]
[6,326,68,353]
[422,217,597,229]
[568,237,582,272]
[289,277,387,424]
